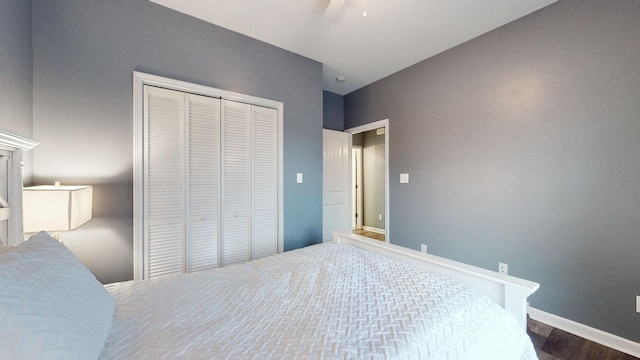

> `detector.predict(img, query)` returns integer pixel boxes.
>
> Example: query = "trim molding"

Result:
[345,119,390,242]
[528,307,640,358]
[362,226,386,235]
[0,129,39,151]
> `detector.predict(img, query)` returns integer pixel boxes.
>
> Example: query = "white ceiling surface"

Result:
[150,0,556,95]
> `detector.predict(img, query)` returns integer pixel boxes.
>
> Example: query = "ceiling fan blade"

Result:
[312,0,331,14]
[311,0,346,20]
[324,0,346,19]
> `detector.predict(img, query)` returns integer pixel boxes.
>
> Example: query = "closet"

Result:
[138,81,278,280]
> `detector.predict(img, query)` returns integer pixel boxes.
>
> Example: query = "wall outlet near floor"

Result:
[420,244,427,253]
[636,296,640,313]
[378,214,383,220]
[498,262,508,275]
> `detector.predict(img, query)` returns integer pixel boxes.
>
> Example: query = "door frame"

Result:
[351,146,363,230]
[345,119,389,242]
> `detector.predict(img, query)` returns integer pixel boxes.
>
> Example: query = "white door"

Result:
[144,85,186,278]
[322,129,351,242]
[186,93,221,273]
[144,86,222,277]
[251,105,278,259]
[221,100,252,265]
[221,100,278,265]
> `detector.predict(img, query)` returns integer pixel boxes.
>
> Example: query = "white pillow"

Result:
[0,232,115,359]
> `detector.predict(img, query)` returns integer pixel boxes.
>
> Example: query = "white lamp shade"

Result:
[23,185,93,232]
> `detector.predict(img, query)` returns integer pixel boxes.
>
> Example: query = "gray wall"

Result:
[32,0,323,283]
[0,0,33,181]
[352,132,363,147]
[345,0,639,343]
[323,90,344,131]
[362,129,385,230]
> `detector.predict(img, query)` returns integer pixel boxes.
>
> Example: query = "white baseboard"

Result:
[362,226,386,235]
[528,307,640,358]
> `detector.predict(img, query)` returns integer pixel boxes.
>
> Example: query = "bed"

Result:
[0,128,540,359]
[0,129,38,246]
[1,231,538,359]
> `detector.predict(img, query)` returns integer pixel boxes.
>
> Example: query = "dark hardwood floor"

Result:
[528,317,638,360]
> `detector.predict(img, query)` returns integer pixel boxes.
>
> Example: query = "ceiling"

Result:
[150,0,556,95]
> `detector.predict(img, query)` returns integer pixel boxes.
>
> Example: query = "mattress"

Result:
[100,242,537,359]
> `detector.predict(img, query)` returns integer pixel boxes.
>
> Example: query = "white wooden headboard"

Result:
[0,129,38,246]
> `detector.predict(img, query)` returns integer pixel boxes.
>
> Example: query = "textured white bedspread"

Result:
[100,243,537,359]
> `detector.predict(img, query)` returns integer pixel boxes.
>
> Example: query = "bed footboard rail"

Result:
[332,231,539,330]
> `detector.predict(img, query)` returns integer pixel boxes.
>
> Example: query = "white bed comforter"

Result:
[100,243,537,359]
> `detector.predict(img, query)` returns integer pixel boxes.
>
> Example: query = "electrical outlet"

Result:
[378,214,383,220]
[420,244,427,253]
[636,296,640,313]
[498,262,508,275]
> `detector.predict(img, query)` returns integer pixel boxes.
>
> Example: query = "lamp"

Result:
[23,184,93,238]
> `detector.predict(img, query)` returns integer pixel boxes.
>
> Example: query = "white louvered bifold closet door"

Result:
[221,100,251,265]
[144,86,186,278]
[186,94,220,272]
[142,85,278,278]
[251,106,278,259]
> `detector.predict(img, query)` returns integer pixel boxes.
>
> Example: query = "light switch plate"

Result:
[400,173,409,183]
[296,173,303,183]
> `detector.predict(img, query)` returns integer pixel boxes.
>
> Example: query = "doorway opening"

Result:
[346,119,389,242]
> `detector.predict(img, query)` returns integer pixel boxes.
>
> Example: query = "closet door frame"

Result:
[132,71,284,280]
